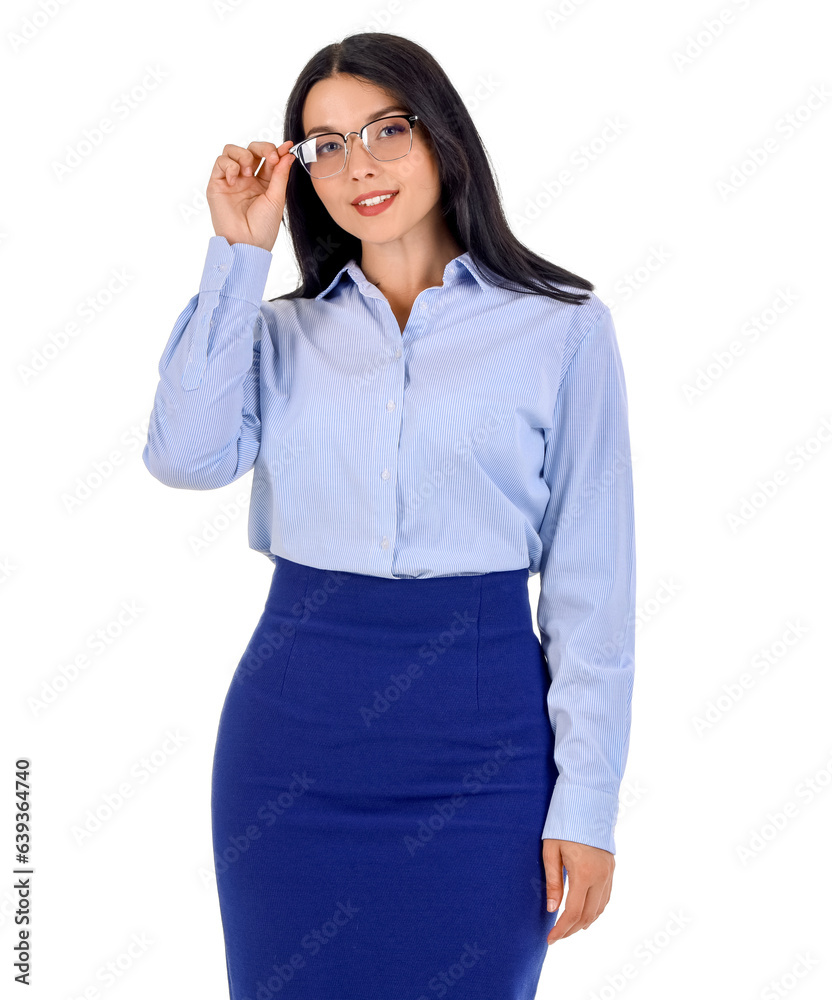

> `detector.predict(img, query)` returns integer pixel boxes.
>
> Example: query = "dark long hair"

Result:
[270,32,593,305]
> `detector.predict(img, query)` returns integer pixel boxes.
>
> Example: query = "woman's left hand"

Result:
[542,838,615,945]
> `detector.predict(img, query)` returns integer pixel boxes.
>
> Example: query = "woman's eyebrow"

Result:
[303,105,408,137]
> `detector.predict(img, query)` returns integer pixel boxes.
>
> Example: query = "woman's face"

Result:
[299,74,443,250]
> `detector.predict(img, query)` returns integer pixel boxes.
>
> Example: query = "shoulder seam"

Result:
[557,301,610,391]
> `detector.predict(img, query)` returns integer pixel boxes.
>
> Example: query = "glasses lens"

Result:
[365,117,412,160]
[298,118,412,178]
[296,134,345,179]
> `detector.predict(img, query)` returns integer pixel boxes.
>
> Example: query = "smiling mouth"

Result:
[355,192,397,207]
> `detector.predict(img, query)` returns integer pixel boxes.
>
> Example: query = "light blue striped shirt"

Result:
[142,235,636,854]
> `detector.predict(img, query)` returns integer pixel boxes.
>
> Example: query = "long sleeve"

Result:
[537,305,636,855]
[142,236,272,489]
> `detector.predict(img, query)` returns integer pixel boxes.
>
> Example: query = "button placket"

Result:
[372,282,442,557]
[378,323,406,558]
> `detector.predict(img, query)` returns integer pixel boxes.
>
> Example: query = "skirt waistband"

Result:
[264,555,535,637]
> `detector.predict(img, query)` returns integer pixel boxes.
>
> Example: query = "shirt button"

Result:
[420,303,427,311]
[394,347,402,359]
[381,536,389,549]
[381,469,391,480]
[386,400,395,411]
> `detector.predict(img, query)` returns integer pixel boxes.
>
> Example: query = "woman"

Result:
[143,32,636,1000]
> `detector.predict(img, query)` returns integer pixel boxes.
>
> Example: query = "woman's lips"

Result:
[353,192,398,216]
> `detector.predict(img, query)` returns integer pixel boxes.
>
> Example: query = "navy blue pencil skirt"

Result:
[211,555,559,1000]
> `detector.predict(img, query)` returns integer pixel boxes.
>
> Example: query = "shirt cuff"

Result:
[180,237,271,390]
[199,235,273,305]
[540,780,620,855]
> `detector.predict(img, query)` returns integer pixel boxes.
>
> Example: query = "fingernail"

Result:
[547,899,557,912]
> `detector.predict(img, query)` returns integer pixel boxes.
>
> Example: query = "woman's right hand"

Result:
[207,140,297,253]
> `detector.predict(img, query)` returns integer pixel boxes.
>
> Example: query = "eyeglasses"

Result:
[289,114,420,179]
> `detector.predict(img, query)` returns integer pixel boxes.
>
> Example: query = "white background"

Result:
[2,1,831,998]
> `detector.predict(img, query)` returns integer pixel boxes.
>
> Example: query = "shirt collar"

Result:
[314,251,494,301]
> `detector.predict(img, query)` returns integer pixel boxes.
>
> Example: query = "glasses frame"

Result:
[289,114,420,179]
